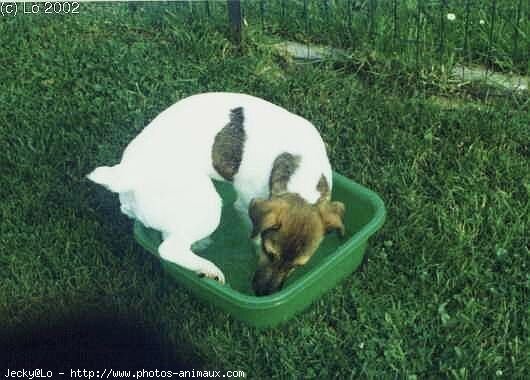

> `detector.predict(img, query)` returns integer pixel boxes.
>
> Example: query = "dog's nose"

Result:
[252,270,286,296]
[252,270,272,296]
[253,282,276,296]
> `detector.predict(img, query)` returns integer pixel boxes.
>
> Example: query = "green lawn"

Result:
[0,3,528,378]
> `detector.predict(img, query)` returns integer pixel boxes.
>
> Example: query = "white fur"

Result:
[87,93,332,283]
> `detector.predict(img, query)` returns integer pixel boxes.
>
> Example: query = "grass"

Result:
[1,2,529,378]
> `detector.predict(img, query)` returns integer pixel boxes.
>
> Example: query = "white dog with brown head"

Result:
[88,93,345,296]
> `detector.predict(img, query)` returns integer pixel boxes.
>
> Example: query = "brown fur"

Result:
[316,174,330,201]
[211,107,246,181]
[249,192,345,296]
[318,200,346,236]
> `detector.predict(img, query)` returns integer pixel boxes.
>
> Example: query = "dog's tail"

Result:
[86,164,133,193]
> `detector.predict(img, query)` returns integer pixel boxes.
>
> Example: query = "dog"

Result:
[88,93,345,296]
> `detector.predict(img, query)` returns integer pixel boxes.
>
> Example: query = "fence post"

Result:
[227,0,242,46]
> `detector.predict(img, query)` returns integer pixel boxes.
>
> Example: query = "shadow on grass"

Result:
[0,309,202,371]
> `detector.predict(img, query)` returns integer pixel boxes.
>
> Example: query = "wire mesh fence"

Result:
[127,1,529,95]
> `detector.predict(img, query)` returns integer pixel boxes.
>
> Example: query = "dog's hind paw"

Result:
[197,262,225,284]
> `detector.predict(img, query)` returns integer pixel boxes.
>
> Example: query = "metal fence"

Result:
[129,1,529,94]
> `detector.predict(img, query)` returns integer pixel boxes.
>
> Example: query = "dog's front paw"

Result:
[197,261,225,284]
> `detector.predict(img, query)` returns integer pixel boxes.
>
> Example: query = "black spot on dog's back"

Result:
[212,107,246,181]
[269,152,301,196]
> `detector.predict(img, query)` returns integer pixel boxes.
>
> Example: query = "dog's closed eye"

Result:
[262,238,280,260]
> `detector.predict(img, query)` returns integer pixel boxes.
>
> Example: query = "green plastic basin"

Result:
[134,172,385,328]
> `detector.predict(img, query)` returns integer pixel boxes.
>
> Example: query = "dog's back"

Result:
[116,92,331,207]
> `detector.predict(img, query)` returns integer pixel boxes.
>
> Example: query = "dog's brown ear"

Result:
[249,198,283,238]
[317,200,346,237]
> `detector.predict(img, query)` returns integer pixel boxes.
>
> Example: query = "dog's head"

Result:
[249,193,345,296]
